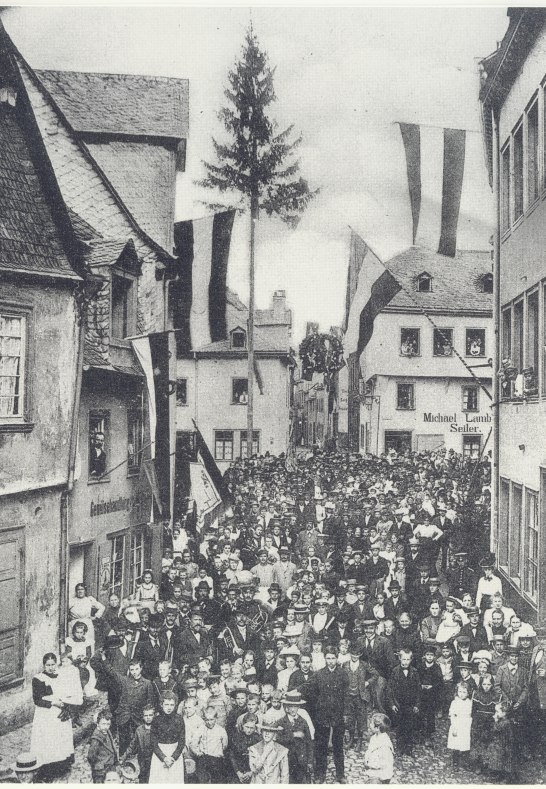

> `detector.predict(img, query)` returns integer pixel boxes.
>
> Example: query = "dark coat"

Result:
[87,728,118,775]
[301,665,349,726]
[457,623,489,654]
[175,627,212,669]
[358,634,397,679]
[135,634,169,679]
[342,660,379,703]
[386,665,421,711]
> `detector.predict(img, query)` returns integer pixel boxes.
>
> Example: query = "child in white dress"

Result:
[364,713,395,784]
[447,681,472,769]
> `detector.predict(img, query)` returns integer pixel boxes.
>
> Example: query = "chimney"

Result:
[272,290,286,322]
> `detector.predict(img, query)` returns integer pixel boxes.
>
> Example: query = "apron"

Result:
[30,674,74,766]
[148,742,185,784]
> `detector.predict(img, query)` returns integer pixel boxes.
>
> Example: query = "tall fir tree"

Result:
[199,25,317,451]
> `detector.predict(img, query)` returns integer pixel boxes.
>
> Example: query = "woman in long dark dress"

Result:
[30,653,76,781]
[148,691,186,783]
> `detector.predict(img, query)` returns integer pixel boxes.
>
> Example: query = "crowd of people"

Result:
[24,447,546,784]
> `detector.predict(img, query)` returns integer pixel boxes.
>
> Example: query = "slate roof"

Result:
[194,327,289,355]
[0,104,79,279]
[83,340,143,377]
[383,247,493,314]
[35,69,189,139]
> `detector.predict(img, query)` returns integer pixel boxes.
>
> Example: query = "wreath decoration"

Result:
[299,332,345,381]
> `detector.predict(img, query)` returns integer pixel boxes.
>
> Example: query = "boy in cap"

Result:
[248,724,289,784]
[277,690,314,783]
[418,645,443,746]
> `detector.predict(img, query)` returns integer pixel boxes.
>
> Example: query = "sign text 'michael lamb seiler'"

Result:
[423,412,492,433]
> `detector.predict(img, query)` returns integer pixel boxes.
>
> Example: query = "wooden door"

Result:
[0,530,23,685]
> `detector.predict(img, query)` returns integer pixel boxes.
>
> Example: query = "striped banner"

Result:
[398,123,466,257]
[344,231,402,365]
[173,210,235,351]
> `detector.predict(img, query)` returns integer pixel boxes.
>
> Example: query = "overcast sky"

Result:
[3,6,509,341]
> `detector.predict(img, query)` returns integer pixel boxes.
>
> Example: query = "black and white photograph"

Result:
[0,3,545,784]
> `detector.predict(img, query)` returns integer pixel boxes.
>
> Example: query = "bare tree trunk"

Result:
[247,192,258,457]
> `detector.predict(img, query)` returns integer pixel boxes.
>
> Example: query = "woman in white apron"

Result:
[148,692,186,784]
[68,582,105,650]
[131,569,160,613]
[30,653,76,781]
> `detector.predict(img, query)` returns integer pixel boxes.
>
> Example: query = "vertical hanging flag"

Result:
[343,230,402,363]
[398,123,466,257]
[172,210,235,351]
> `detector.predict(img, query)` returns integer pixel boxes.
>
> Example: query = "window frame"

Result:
[462,386,479,413]
[110,268,137,343]
[88,410,110,483]
[465,327,486,358]
[527,97,539,207]
[240,430,260,458]
[0,305,33,430]
[230,329,247,349]
[462,434,481,459]
[523,488,539,601]
[129,532,144,595]
[400,328,421,357]
[176,378,188,406]
[509,481,523,583]
[127,407,143,476]
[396,382,415,411]
[232,377,249,405]
[108,534,126,599]
[432,327,454,357]
[416,273,432,293]
[513,121,524,222]
[481,273,494,294]
[501,141,511,233]
[215,430,234,461]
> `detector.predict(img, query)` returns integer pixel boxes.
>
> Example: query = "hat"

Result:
[12,753,40,773]
[445,596,461,606]
[268,582,282,593]
[409,537,420,546]
[505,645,520,655]
[346,578,357,585]
[259,723,284,732]
[121,758,141,781]
[479,557,494,568]
[422,643,437,655]
[349,644,363,657]
[230,684,250,698]
[472,651,491,663]
[519,624,537,638]
[282,689,306,706]
[183,678,198,688]
[388,580,401,590]
[457,636,471,646]
[257,548,268,557]
[362,618,378,628]
[279,645,301,658]
[457,661,473,669]
[196,580,210,590]
[206,674,222,686]
[467,607,480,616]
[492,635,506,643]
[428,576,440,585]
[294,603,310,614]
[279,546,290,554]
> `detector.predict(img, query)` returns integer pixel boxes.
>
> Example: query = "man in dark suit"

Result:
[384,580,410,620]
[342,645,379,751]
[134,614,168,680]
[432,505,452,571]
[386,648,421,755]
[357,619,397,713]
[456,607,489,654]
[363,545,390,595]
[219,609,260,662]
[174,610,211,670]
[257,641,279,687]
[352,584,375,623]
[326,610,354,645]
[362,502,378,531]
[301,645,349,783]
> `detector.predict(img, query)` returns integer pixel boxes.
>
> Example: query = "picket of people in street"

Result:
[25,447,546,783]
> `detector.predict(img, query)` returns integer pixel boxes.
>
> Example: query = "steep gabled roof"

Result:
[383,247,493,314]
[35,69,188,140]
[0,101,80,279]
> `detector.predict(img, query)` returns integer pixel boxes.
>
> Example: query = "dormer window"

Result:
[111,271,136,340]
[481,273,493,294]
[416,272,432,292]
[230,328,247,349]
